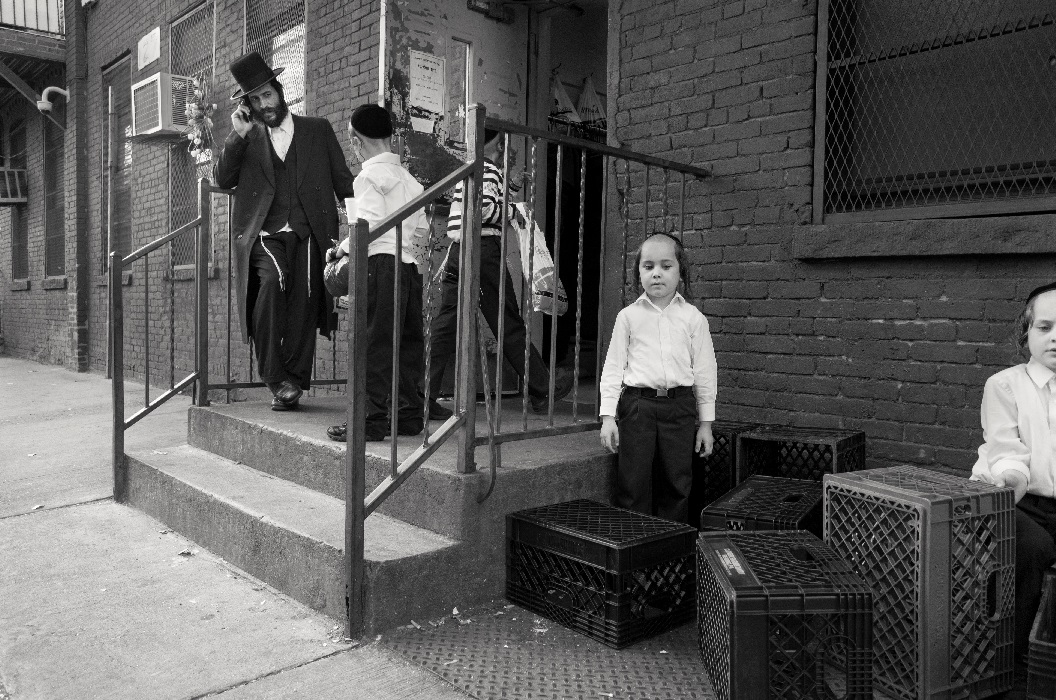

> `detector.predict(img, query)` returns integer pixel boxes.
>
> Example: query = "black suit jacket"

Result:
[214,114,355,342]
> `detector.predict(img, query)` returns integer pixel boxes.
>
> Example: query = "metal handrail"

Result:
[485,116,711,179]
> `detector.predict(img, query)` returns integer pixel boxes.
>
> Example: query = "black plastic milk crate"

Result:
[505,499,697,649]
[696,530,873,700]
[736,426,865,482]
[1028,566,1056,700]
[688,420,758,529]
[700,475,823,537]
[824,466,1015,700]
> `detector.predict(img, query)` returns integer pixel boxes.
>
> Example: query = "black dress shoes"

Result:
[271,380,302,411]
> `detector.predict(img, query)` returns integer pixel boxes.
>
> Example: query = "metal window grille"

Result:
[170,1,216,267]
[11,205,29,279]
[817,1,1056,222]
[43,113,64,277]
[246,0,306,113]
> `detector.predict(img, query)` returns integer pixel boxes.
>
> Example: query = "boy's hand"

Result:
[600,416,619,454]
[695,422,714,457]
[995,470,1029,503]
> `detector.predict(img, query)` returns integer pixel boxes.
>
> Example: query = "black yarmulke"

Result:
[350,104,393,139]
[1027,282,1056,303]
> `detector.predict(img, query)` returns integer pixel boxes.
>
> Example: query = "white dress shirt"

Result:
[338,152,428,264]
[268,112,294,162]
[599,293,717,422]
[971,359,1056,498]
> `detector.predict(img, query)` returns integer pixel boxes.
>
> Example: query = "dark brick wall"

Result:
[2,0,378,391]
[611,0,1056,475]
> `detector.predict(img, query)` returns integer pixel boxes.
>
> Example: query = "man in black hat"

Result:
[324,104,429,442]
[215,52,355,410]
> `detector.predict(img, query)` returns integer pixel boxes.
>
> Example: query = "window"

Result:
[817,0,1056,222]
[102,58,133,268]
[246,0,306,113]
[43,112,65,277]
[11,206,29,279]
[7,108,27,279]
[170,1,216,266]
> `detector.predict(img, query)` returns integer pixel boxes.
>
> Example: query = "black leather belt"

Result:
[622,385,694,399]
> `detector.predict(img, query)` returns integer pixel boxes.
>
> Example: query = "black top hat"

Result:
[229,52,285,101]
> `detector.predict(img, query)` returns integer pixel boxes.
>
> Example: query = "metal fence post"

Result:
[455,104,486,475]
[110,251,126,502]
[195,178,211,407]
[345,218,369,638]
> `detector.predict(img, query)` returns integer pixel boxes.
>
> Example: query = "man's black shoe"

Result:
[271,396,299,411]
[398,421,424,436]
[327,422,346,441]
[271,380,302,409]
[428,400,453,420]
[531,369,575,414]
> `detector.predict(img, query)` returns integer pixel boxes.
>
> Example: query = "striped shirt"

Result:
[446,158,515,241]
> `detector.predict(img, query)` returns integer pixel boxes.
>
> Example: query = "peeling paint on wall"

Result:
[385,0,528,186]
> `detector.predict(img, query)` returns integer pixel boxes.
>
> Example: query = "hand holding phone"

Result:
[231,100,253,138]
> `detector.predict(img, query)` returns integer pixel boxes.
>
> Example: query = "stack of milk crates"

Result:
[695,426,874,699]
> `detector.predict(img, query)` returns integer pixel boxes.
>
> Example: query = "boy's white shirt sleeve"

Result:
[692,312,717,423]
[599,311,629,417]
[339,172,384,253]
[974,374,1032,484]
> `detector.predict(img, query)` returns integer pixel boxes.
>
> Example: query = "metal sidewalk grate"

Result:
[380,599,715,699]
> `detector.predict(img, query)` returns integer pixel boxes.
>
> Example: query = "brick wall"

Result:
[0,79,72,365]
[611,0,1056,475]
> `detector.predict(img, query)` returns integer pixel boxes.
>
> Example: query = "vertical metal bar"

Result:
[621,160,629,308]
[494,132,511,439]
[812,0,831,224]
[455,104,486,475]
[679,172,687,238]
[421,203,437,446]
[522,137,537,429]
[595,156,610,416]
[572,149,587,421]
[110,252,126,502]
[390,222,402,478]
[105,85,114,380]
[225,190,234,403]
[547,144,564,425]
[344,218,369,640]
[196,178,211,407]
[643,164,651,238]
[144,252,150,408]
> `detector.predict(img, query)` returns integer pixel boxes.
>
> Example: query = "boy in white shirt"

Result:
[326,104,429,442]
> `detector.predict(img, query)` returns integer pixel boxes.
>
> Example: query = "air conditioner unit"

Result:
[131,72,195,136]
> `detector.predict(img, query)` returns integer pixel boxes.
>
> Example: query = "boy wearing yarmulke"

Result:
[325,104,430,442]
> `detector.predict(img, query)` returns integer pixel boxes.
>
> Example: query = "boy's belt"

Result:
[623,385,694,399]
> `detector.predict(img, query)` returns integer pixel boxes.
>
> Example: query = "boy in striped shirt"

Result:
[426,128,572,416]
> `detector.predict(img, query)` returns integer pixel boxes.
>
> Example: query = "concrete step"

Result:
[125,444,469,633]
[187,397,615,546]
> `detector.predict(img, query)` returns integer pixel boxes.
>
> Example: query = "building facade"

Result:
[2,0,1054,475]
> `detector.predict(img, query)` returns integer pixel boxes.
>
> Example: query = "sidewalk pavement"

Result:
[0,356,470,700]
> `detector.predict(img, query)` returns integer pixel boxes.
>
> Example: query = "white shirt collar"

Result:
[360,151,400,168]
[1027,358,1056,388]
[270,111,294,137]
[635,291,686,313]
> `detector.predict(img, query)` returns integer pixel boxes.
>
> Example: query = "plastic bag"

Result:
[513,203,568,316]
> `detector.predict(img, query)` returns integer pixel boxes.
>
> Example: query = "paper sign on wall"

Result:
[138,28,161,70]
[409,50,445,116]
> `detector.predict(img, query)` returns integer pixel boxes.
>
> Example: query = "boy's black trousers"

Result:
[1015,494,1056,658]
[615,386,696,522]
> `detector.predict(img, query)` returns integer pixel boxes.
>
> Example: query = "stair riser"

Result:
[126,456,475,632]
[189,408,616,543]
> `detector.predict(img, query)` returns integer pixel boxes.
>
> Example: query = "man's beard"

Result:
[252,98,289,128]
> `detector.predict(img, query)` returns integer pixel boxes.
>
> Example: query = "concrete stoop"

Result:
[126,395,615,634]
